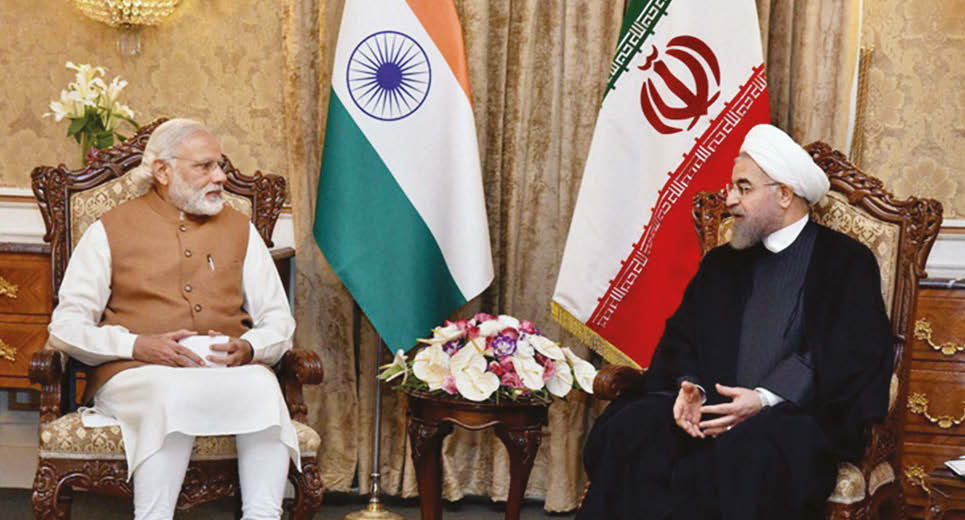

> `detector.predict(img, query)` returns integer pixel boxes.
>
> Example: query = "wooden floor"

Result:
[0,489,578,519]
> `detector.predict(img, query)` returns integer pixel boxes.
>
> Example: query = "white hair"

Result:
[129,118,211,191]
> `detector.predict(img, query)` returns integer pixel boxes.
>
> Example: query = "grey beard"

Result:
[730,217,768,249]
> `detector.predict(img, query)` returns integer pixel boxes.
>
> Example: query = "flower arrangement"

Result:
[44,62,139,165]
[379,314,597,404]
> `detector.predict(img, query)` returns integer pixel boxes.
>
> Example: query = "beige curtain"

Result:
[284,0,860,512]
[757,0,862,147]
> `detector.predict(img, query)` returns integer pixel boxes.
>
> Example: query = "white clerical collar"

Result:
[763,214,810,253]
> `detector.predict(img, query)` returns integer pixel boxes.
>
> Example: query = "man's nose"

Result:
[725,189,739,207]
[210,164,227,185]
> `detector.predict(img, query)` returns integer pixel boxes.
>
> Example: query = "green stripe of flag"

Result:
[313,90,466,352]
[605,0,672,95]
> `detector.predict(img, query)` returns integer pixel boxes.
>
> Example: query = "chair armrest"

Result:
[29,349,69,428]
[273,349,324,423]
[593,365,647,400]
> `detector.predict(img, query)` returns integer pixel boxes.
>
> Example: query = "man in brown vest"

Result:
[48,119,298,520]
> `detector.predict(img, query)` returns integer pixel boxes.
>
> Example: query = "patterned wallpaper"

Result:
[0,0,286,189]
[860,0,965,219]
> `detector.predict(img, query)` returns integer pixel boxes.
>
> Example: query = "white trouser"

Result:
[132,429,289,520]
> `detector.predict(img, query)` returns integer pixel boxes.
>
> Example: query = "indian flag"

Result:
[552,0,770,368]
[314,0,493,353]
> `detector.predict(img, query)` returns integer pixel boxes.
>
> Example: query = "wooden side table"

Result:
[405,391,549,520]
[925,467,965,520]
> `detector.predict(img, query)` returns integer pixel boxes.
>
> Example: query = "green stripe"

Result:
[605,0,672,96]
[313,90,466,353]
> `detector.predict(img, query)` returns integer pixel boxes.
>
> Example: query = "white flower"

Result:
[105,76,128,104]
[417,323,464,346]
[477,319,504,337]
[378,350,408,384]
[44,100,68,121]
[412,344,450,391]
[467,336,487,355]
[497,314,520,329]
[529,334,564,360]
[451,345,499,401]
[562,347,596,394]
[545,360,573,398]
[511,353,545,391]
[515,335,535,357]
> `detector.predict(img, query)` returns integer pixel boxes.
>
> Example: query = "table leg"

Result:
[494,426,542,520]
[408,417,453,520]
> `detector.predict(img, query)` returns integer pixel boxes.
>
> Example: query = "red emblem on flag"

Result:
[638,36,721,135]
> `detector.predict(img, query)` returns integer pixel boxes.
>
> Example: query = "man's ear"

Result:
[778,185,795,209]
[152,159,170,186]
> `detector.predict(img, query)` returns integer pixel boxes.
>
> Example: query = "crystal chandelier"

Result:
[71,0,181,55]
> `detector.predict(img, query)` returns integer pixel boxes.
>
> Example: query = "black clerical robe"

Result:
[580,222,893,520]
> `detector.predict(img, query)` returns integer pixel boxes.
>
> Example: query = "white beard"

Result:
[168,174,224,216]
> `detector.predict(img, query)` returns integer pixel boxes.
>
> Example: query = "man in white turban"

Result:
[581,124,893,520]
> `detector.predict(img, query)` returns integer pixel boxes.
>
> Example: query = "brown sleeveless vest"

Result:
[84,188,252,402]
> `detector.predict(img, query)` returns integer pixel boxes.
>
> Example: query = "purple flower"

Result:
[442,340,460,356]
[490,333,517,358]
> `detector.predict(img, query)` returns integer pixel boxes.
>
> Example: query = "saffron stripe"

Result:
[404,0,473,103]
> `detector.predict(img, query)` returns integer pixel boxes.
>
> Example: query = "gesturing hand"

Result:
[205,329,253,367]
[698,383,763,436]
[132,329,205,367]
[673,381,705,438]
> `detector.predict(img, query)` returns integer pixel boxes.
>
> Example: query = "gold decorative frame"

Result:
[914,318,965,356]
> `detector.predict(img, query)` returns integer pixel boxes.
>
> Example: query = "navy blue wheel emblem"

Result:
[346,31,432,121]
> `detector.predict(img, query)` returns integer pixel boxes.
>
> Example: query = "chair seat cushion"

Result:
[826,462,866,504]
[38,412,320,461]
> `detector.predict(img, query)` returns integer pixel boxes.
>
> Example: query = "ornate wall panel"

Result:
[0,0,287,188]
[860,0,965,218]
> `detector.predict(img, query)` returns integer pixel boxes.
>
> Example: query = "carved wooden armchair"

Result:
[27,119,325,519]
[590,143,942,519]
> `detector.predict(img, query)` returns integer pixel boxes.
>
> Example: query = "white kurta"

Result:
[48,220,300,477]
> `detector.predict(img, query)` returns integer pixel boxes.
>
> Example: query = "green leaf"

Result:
[95,132,115,149]
[67,117,86,137]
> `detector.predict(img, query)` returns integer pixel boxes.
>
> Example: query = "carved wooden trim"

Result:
[276,349,324,423]
[32,456,323,519]
[31,117,287,296]
[29,349,67,427]
[691,189,729,257]
[592,364,647,400]
[494,426,543,467]
[407,418,453,463]
[286,459,325,519]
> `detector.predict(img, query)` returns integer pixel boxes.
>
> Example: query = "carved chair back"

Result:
[31,118,287,298]
[30,118,287,410]
[691,142,942,475]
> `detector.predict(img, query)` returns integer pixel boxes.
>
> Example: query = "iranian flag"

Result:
[552,0,769,368]
[314,0,493,353]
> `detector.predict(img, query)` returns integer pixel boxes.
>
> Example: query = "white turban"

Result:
[739,124,829,205]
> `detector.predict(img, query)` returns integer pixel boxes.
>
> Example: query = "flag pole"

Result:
[345,335,404,520]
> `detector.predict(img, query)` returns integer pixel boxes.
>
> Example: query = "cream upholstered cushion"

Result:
[868,461,895,496]
[826,462,866,504]
[38,412,320,460]
[69,174,252,252]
